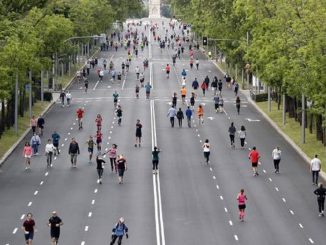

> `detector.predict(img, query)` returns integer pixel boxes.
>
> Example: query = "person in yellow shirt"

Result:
[197,104,204,125]
[181,86,187,104]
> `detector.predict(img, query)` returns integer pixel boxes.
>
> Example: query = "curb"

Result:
[0,48,100,167]
[209,58,326,182]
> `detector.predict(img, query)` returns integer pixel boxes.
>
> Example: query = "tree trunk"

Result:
[309,113,313,134]
[316,114,323,141]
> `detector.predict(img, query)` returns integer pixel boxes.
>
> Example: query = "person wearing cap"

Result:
[48,211,63,245]
[110,217,128,245]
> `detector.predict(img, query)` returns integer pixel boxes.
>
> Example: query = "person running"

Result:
[48,211,63,245]
[37,115,45,136]
[189,58,194,69]
[192,78,199,90]
[95,114,103,131]
[135,66,140,79]
[96,155,105,184]
[95,130,103,152]
[66,91,72,106]
[84,78,89,93]
[135,119,142,147]
[311,154,321,185]
[176,108,184,127]
[195,58,199,70]
[139,72,145,87]
[228,122,236,148]
[116,105,123,126]
[185,106,192,128]
[236,96,241,115]
[135,84,140,98]
[201,81,208,96]
[152,146,160,174]
[30,115,37,134]
[116,155,127,184]
[59,90,66,107]
[202,139,210,164]
[110,217,129,245]
[76,107,84,130]
[172,92,178,107]
[237,189,247,222]
[219,96,224,113]
[272,146,282,173]
[180,86,187,104]
[22,213,35,245]
[23,142,33,170]
[234,81,239,96]
[197,104,204,125]
[181,69,187,78]
[45,139,55,168]
[238,126,246,148]
[68,138,80,168]
[113,91,119,107]
[218,79,223,95]
[51,131,60,155]
[213,94,219,113]
[190,92,196,110]
[167,105,177,128]
[107,144,117,172]
[248,146,260,176]
[314,184,326,217]
[30,133,41,155]
[144,83,152,99]
[86,136,96,163]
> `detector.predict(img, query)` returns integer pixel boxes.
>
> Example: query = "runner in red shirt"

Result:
[165,64,171,78]
[248,146,260,176]
[95,130,103,151]
[95,114,103,131]
[76,107,84,130]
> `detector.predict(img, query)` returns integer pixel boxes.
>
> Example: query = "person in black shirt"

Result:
[96,155,105,184]
[176,108,184,127]
[37,115,45,136]
[135,120,142,147]
[68,138,80,167]
[117,155,127,184]
[228,122,236,148]
[314,184,326,217]
[48,211,63,245]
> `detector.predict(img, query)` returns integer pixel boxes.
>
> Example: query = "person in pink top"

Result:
[23,142,33,170]
[237,189,247,222]
[107,144,118,173]
[30,116,37,134]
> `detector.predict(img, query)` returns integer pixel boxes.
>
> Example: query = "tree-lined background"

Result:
[170,0,326,145]
[0,0,146,138]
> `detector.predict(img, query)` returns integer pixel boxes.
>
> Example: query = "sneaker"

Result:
[97,179,99,184]
[319,213,322,217]
[153,170,156,174]
[134,144,137,147]
[138,144,141,147]
[99,179,102,184]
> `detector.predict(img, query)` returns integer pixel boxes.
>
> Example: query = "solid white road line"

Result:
[93,80,100,90]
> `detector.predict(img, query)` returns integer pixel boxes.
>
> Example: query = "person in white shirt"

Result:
[167,106,177,128]
[45,139,55,167]
[311,154,321,185]
[135,66,140,79]
[202,139,210,164]
[272,146,282,173]
[238,125,246,148]
[66,91,72,106]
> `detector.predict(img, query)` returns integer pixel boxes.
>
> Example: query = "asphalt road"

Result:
[0,17,325,245]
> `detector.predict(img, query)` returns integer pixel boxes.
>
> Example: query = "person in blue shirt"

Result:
[51,131,61,155]
[185,106,193,128]
[110,217,128,245]
[181,69,187,78]
[145,83,152,99]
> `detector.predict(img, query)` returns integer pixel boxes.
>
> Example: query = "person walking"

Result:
[213,94,219,113]
[190,92,196,110]
[152,146,160,174]
[95,130,103,152]
[197,104,204,125]
[96,155,105,184]
[172,92,177,108]
[311,154,321,185]
[167,105,177,128]
[66,91,72,106]
[314,184,326,217]
[249,146,260,176]
[86,136,96,163]
[202,139,210,164]
[185,106,192,128]
[181,86,187,104]
[218,79,223,95]
[59,90,66,107]
[76,107,84,130]
[37,115,45,136]
[144,82,152,99]
[195,58,199,70]
[22,213,35,245]
[108,144,118,172]
[135,120,142,147]
[95,114,103,131]
[219,96,224,113]
[228,122,236,148]
[238,126,246,148]
[116,155,127,184]
[30,115,37,134]
[45,139,55,168]
[23,142,33,170]
[192,78,199,90]
[237,189,247,222]
[236,96,241,115]
[200,81,207,96]
[68,138,80,168]
[51,131,60,155]
[110,217,129,245]
[176,108,184,127]
[48,211,63,245]
[30,133,41,155]
[272,146,282,173]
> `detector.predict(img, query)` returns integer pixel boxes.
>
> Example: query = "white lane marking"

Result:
[234,235,239,241]
[309,238,314,244]
[70,127,73,130]
[81,242,86,245]
[157,173,166,245]
[73,123,76,125]
[299,223,303,229]
[122,79,126,89]
[269,178,272,182]
[108,136,111,140]
[216,185,219,190]
[91,200,95,205]
[54,157,57,160]
[109,131,112,134]
[282,198,286,203]
[229,220,233,226]
[12,228,18,234]
[263,169,266,173]
[34,190,38,196]
[213,176,216,180]
[199,140,202,143]
[94,189,98,193]
[197,134,200,137]
[103,155,106,158]
[220,195,224,200]
[68,132,70,135]
[20,214,25,220]
[224,207,228,213]
[153,174,160,245]
[210,168,213,171]
[28,202,32,207]
[45,172,49,176]
[65,138,67,141]
[93,80,100,90]
[111,126,113,129]
[275,187,279,192]
[289,209,294,215]
[195,129,198,132]
[107,142,110,145]
[40,181,44,186]
[84,226,89,231]
[61,144,64,147]
[88,212,92,218]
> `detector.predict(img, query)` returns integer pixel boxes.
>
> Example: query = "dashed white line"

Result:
[84,226,89,231]
[88,212,92,218]
[108,136,111,140]
[309,238,314,244]
[263,169,266,173]
[61,144,64,147]
[209,167,213,171]
[54,157,57,160]
[216,185,219,190]
[234,235,239,241]
[65,138,67,141]
[197,134,200,137]
[220,195,224,200]
[20,214,25,220]
[111,126,114,129]
[282,198,286,203]
[70,127,73,130]
[91,200,95,205]
[73,123,76,125]
[40,181,44,185]
[289,209,294,215]
[299,223,304,229]
[268,178,272,182]
[68,132,71,135]
[224,207,228,213]
[275,187,279,192]
[109,131,112,134]
[45,172,49,176]
[213,176,216,180]
[34,190,38,196]
[27,201,32,207]
[12,228,18,234]
[81,241,86,245]
[94,189,98,193]
[199,140,202,143]
[229,220,233,226]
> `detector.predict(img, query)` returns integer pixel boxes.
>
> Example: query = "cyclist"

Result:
[76,107,84,130]
[113,91,119,107]
[116,105,123,126]
[237,189,247,222]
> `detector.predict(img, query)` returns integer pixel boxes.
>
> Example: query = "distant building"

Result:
[149,0,160,18]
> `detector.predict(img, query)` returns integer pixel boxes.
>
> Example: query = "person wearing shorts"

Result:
[23,142,33,170]
[48,211,63,245]
[76,107,84,130]
[96,131,102,152]
[22,213,35,245]
[135,120,142,147]
[87,136,96,163]
[116,155,127,184]
[202,139,210,164]
[249,146,260,176]
[152,146,160,174]
[237,189,247,222]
